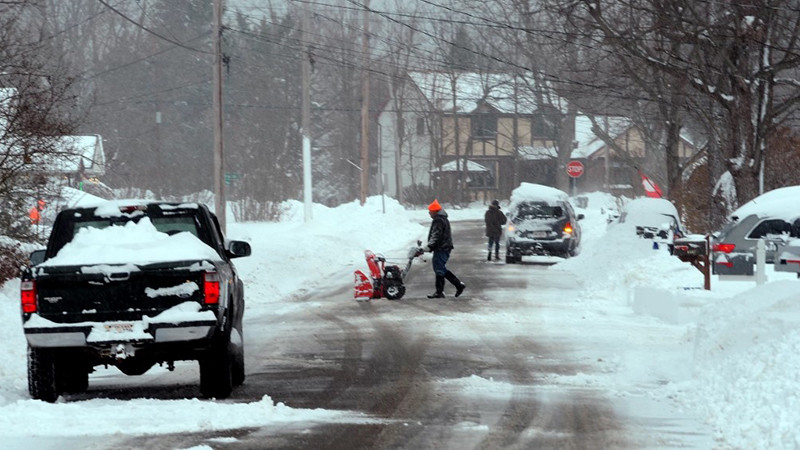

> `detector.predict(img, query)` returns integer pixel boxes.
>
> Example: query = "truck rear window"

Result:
[73,216,199,239]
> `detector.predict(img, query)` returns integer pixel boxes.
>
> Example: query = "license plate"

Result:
[532,231,547,238]
[104,323,134,333]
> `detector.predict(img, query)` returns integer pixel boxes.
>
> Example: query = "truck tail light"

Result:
[713,243,736,253]
[21,280,37,313]
[203,272,220,305]
[563,222,574,235]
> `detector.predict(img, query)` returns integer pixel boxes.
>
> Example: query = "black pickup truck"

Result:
[20,201,251,402]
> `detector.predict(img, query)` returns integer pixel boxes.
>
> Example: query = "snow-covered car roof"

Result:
[730,185,800,222]
[618,197,681,229]
[509,183,569,208]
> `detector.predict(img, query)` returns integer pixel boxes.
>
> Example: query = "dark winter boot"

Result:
[445,271,466,297]
[495,250,499,261]
[487,252,492,261]
[427,275,445,298]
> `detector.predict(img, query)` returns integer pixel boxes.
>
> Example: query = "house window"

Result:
[532,115,555,139]
[610,163,633,187]
[416,117,425,136]
[466,160,498,189]
[471,115,497,140]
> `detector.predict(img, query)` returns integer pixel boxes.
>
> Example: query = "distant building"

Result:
[570,115,699,197]
[40,134,106,184]
[2,88,106,187]
[378,71,563,204]
[378,72,702,204]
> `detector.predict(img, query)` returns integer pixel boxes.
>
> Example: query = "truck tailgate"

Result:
[34,262,211,324]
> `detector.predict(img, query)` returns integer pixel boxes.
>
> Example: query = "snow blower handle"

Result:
[412,240,427,258]
[407,240,424,259]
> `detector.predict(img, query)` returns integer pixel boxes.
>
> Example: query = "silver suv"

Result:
[712,186,800,276]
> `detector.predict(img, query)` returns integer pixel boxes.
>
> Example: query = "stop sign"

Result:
[566,160,584,178]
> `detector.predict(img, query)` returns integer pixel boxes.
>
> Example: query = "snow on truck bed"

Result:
[40,217,221,267]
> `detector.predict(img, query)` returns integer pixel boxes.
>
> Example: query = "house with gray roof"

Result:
[378,71,565,204]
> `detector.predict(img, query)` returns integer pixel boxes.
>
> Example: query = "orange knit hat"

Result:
[428,199,442,212]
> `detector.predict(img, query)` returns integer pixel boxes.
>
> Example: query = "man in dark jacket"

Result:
[484,199,507,261]
[420,199,465,298]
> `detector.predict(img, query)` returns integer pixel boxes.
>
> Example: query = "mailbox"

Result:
[670,236,708,261]
[670,234,711,290]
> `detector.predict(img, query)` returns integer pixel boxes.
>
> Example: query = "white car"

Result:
[616,197,684,243]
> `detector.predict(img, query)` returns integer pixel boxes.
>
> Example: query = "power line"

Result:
[96,0,212,55]
[83,0,800,120]
[84,31,212,80]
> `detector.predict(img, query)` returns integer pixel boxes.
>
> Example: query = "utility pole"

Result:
[302,2,313,221]
[394,113,403,204]
[513,74,519,189]
[451,75,461,206]
[359,0,371,205]
[212,0,226,232]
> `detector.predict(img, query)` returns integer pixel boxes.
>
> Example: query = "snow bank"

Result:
[229,196,427,306]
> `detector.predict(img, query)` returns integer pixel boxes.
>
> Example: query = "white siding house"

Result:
[377,82,436,199]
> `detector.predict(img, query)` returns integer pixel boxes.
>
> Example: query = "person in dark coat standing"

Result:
[484,199,507,261]
[420,199,465,298]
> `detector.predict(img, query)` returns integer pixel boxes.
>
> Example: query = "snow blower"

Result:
[354,240,423,301]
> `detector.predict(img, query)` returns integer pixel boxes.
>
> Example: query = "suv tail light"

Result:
[203,272,220,304]
[563,222,574,235]
[21,280,37,313]
[713,243,736,253]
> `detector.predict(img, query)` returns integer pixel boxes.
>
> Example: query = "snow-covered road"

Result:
[2,194,799,449]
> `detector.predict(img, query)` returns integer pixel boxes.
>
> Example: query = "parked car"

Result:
[774,238,800,277]
[504,183,584,263]
[712,185,800,276]
[617,197,684,244]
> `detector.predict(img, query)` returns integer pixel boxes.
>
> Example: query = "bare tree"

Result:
[0,0,81,242]
[577,0,800,209]
[375,0,427,204]
[223,8,304,216]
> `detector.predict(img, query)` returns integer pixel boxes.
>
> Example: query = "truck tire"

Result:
[56,356,89,394]
[232,325,245,387]
[28,347,59,403]
[199,335,234,399]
